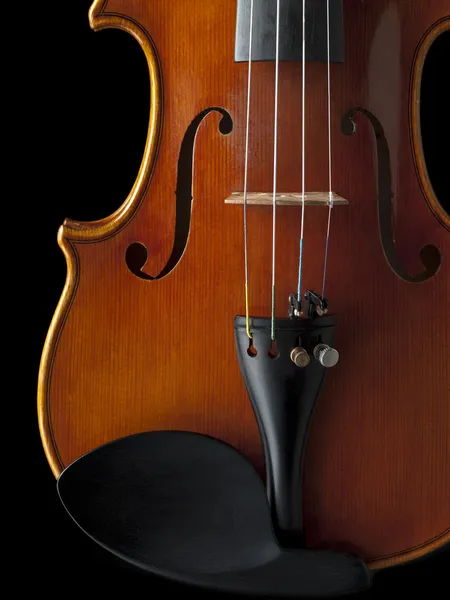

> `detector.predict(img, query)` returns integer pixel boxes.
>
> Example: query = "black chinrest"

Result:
[57,431,370,597]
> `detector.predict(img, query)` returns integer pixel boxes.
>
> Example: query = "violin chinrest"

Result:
[57,430,370,596]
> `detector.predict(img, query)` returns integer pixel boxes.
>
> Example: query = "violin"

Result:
[38,0,449,587]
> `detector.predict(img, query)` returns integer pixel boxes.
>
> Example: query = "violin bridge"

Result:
[224,192,348,206]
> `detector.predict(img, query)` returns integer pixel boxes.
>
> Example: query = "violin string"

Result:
[271,0,281,342]
[243,0,254,340]
[321,0,334,298]
[296,0,307,303]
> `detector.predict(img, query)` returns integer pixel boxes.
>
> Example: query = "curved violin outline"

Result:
[63,2,163,240]
[38,0,450,571]
[38,0,163,479]
[342,108,442,283]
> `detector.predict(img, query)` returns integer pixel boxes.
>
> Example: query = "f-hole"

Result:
[126,107,233,280]
[342,108,442,283]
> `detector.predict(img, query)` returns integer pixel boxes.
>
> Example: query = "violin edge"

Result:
[410,16,450,232]
[38,229,76,479]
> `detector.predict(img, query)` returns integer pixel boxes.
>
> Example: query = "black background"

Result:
[28,1,448,597]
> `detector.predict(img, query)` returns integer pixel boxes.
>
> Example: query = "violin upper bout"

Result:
[61,0,163,244]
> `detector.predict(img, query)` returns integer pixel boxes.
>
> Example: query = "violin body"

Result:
[38,0,449,569]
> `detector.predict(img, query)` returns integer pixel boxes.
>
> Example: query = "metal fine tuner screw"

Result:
[313,343,339,368]
[290,346,311,368]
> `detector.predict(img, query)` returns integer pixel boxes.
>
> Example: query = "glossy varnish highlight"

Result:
[38,0,450,569]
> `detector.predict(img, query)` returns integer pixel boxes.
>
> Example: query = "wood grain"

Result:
[38,0,450,570]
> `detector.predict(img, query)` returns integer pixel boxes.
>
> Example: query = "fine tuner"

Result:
[288,290,329,320]
[288,289,339,368]
[290,342,339,369]
[313,343,340,368]
[290,346,310,368]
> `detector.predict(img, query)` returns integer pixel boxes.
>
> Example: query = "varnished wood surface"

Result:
[38,0,450,569]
